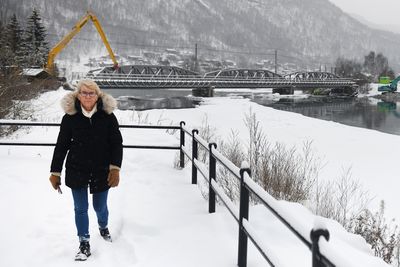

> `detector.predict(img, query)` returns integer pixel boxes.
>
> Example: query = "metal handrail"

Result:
[181,126,338,267]
[0,121,181,150]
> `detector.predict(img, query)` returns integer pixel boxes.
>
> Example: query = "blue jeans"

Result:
[71,187,109,242]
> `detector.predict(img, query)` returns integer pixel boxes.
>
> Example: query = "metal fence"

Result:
[0,121,182,150]
[180,123,348,267]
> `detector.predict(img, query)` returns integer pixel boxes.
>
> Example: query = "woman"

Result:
[49,79,123,261]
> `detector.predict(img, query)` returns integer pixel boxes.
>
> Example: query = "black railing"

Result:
[0,121,182,151]
[180,125,357,267]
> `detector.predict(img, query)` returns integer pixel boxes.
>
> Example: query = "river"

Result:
[103,88,400,136]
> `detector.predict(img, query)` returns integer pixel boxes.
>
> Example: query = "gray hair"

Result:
[76,79,103,96]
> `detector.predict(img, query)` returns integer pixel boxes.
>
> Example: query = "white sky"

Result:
[329,0,400,30]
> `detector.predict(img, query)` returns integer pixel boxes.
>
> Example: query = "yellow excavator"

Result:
[45,11,118,75]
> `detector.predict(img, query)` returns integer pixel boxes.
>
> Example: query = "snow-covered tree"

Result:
[24,8,49,67]
[4,14,23,54]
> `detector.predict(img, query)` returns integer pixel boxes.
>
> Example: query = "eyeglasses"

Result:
[79,91,97,97]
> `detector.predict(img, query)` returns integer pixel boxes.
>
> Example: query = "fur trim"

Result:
[61,92,78,115]
[101,93,118,115]
[61,92,117,115]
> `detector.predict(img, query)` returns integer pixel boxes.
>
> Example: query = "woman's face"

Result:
[78,85,98,111]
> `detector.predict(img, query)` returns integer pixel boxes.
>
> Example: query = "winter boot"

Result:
[100,227,112,242]
[75,241,91,261]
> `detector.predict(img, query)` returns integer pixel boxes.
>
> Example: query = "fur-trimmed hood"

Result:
[61,91,117,115]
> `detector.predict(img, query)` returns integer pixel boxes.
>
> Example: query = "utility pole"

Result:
[194,43,199,73]
[274,49,278,74]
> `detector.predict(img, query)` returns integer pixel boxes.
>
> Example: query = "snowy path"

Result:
[0,145,264,267]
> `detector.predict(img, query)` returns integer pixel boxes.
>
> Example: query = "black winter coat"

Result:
[50,92,123,193]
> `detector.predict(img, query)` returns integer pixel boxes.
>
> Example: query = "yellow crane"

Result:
[45,11,118,75]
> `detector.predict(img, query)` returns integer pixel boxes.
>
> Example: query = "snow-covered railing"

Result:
[181,126,337,267]
[0,120,183,152]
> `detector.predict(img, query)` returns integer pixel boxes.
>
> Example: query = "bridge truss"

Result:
[87,65,355,89]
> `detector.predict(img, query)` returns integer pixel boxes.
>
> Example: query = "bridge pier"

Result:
[272,87,294,95]
[192,86,214,97]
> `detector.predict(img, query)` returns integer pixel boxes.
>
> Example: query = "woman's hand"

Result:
[108,169,120,187]
[49,174,61,190]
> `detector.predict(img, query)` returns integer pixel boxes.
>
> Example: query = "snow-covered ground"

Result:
[0,88,394,266]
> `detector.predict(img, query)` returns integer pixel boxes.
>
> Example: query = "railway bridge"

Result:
[87,65,356,95]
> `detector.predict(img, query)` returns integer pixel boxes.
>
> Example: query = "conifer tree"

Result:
[0,21,6,66]
[5,14,23,55]
[25,8,49,67]
[17,30,32,68]
[0,19,13,67]
[0,20,4,53]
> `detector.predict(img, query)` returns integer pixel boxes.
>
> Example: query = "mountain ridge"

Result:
[3,0,400,72]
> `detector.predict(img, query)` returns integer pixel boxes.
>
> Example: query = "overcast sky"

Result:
[329,0,400,31]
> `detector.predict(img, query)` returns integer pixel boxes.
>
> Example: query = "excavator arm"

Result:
[45,11,118,74]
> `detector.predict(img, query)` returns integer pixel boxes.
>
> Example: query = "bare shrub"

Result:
[179,111,320,205]
[0,69,27,119]
[312,167,370,227]
[395,240,400,267]
[309,168,400,265]
[216,130,245,202]
[174,115,218,167]
[244,108,267,183]
[0,69,61,136]
[135,111,150,125]
[348,201,400,265]
[194,116,219,199]
[197,115,218,162]
[244,109,319,202]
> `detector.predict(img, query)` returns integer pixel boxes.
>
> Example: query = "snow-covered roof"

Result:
[22,68,46,76]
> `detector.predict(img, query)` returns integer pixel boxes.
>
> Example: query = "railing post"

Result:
[238,166,251,267]
[310,228,330,267]
[208,143,217,213]
[191,129,199,184]
[179,121,185,168]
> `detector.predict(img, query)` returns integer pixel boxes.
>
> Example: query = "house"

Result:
[22,68,51,81]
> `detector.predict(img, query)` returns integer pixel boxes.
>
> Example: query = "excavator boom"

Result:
[45,11,118,75]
